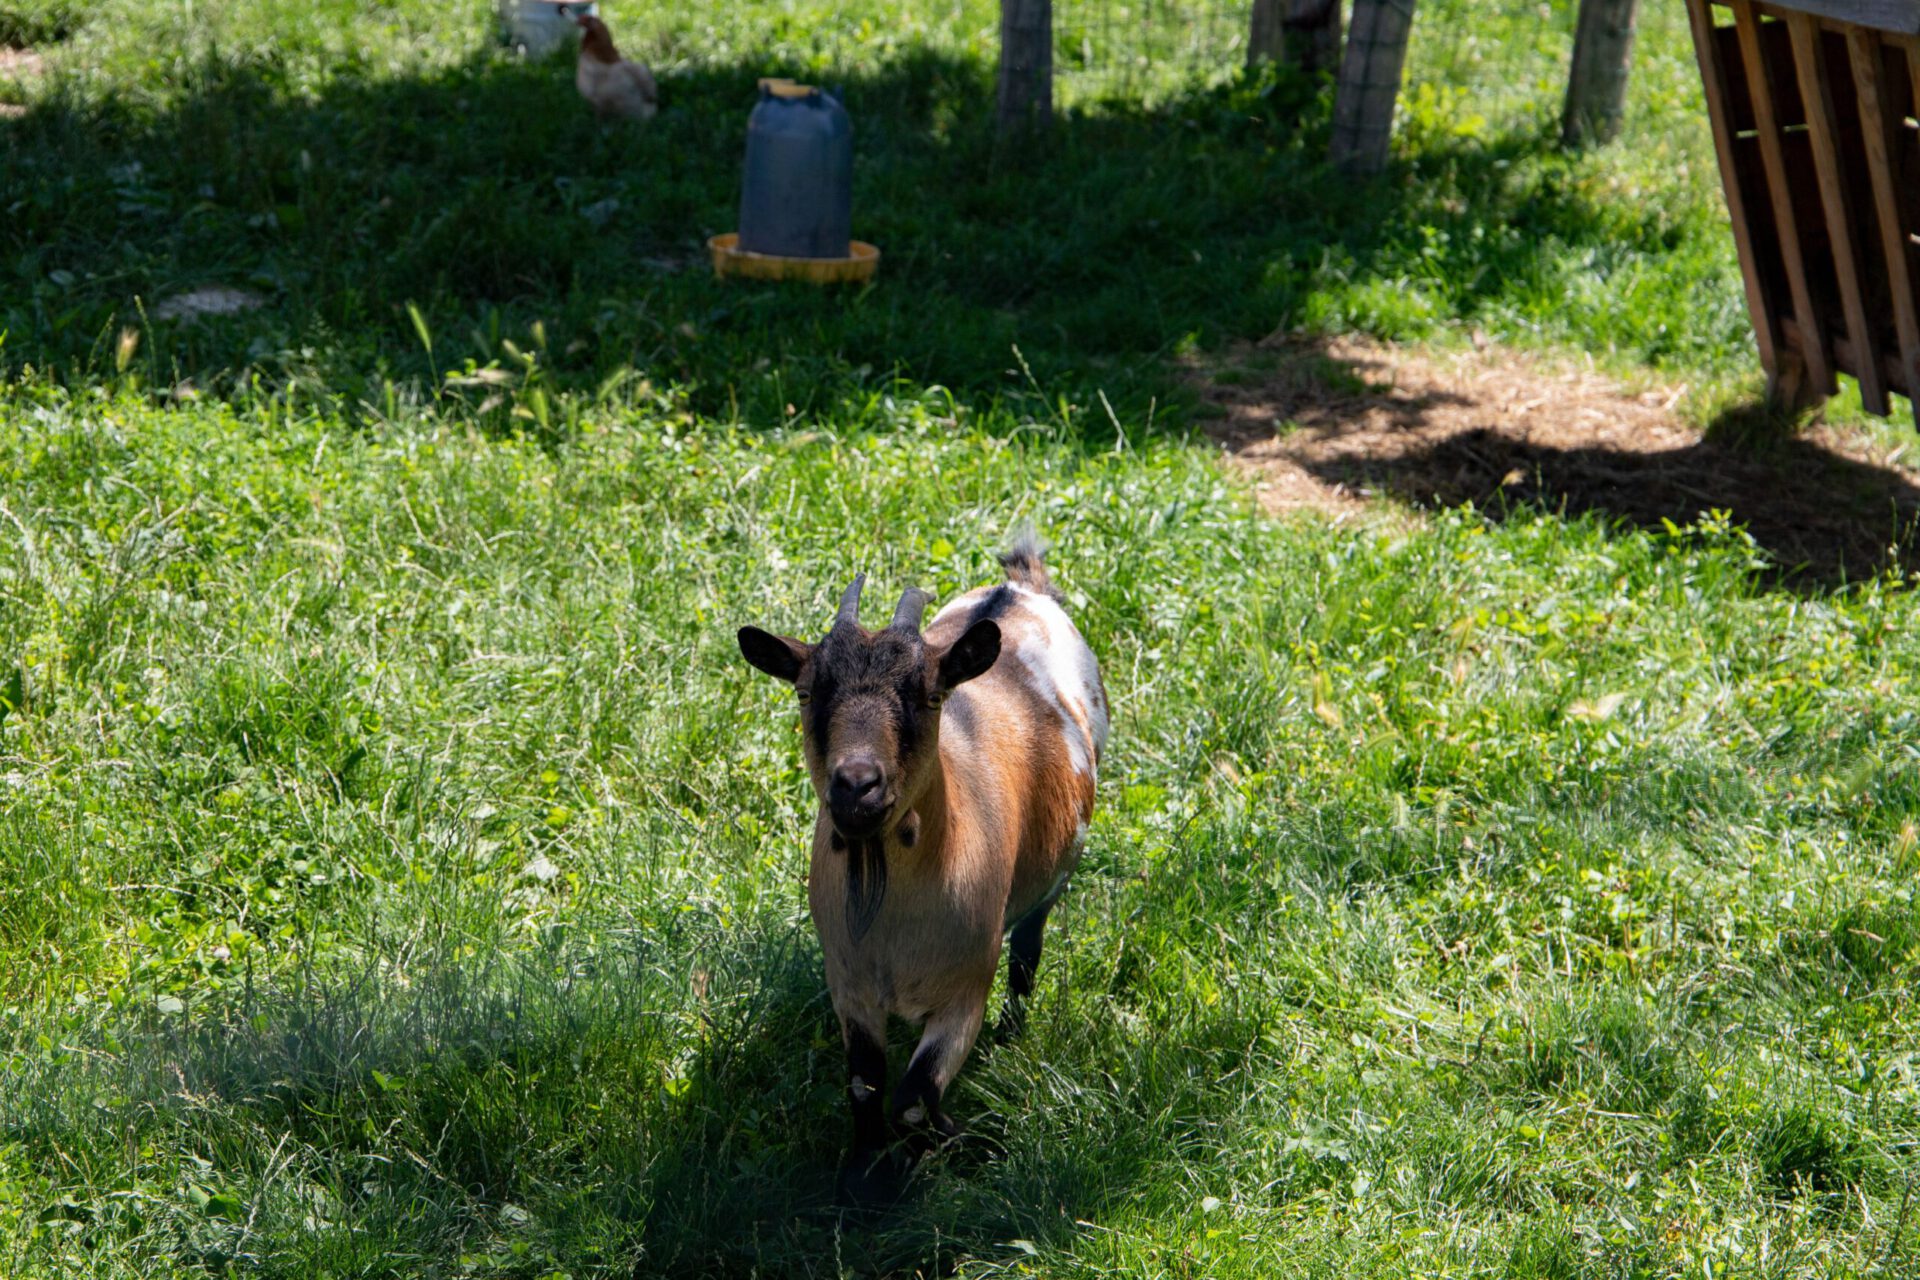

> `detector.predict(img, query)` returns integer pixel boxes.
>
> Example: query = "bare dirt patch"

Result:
[1195,334,1920,587]
[1,47,42,115]
[0,48,45,77]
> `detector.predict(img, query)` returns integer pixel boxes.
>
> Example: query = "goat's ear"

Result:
[935,619,1000,691]
[737,627,809,683]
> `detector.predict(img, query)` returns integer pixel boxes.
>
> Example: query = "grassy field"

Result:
[2,0,1769,421]
[4,0,1920,1276]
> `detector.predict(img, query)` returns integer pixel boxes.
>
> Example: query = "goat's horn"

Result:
[890,587,930,633]
[836,573,866,626]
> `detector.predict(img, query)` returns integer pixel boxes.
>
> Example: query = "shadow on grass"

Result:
[1316,411,1920,590]
[1198,335,1920,589]
[632,949,1245,1279]
[0,917,1188,1277]
[3,37,1706,433]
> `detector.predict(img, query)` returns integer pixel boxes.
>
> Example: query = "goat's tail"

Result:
[999,522,1062,601]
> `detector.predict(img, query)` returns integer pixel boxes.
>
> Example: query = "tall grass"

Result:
[1,1,1917,1276]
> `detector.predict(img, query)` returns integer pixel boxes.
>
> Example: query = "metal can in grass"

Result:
[738,79,853,260]
[498,0,595,57]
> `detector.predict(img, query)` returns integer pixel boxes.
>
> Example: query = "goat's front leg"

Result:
[837,1013,897,1205]
[890,988,988,1142]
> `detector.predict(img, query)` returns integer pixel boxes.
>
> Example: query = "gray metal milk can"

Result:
[737,80,853,259]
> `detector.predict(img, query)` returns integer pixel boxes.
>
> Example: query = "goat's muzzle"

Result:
[827,755,893,839]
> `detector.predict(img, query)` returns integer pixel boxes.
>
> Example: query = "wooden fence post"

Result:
[998,0,1053,133]
[1250,0,1344,76]
[1562,0,1641,146]
[1330,0,1416,174]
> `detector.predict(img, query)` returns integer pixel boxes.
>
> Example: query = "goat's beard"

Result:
[844,838,887,943]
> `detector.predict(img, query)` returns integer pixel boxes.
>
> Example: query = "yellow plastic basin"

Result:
[707,233,880,285]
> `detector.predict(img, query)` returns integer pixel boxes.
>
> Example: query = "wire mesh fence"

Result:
[1402,1,1581,130]
[1053,0,1246,104]
[1048,0,1671,131]
[681,0,1695,140]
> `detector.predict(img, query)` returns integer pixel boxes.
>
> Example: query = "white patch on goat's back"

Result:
[1006,588,1107,776]
[930,585,995,626]
[935,582,1107,775]
[1015,636,1090,773]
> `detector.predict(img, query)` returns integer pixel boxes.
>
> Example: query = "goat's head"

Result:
[738,575,1001,840]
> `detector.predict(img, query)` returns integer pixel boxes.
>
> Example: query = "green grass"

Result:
[1,0,1766,424]
[3,0,1920,1277]
[6,382,1920,1277]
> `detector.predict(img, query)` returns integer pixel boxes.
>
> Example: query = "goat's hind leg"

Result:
[999,897,1054,1039]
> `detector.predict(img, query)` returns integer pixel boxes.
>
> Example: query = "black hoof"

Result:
[890,1105,963,1160]
[836,1147,906,1209]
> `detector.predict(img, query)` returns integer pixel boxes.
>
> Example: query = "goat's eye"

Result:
[796,689,812,705]
[927,691,944,708]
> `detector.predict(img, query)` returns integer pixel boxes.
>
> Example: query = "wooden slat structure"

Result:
[1685,0,1920,415]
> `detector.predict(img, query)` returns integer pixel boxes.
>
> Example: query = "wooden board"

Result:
[1789,13,1887,412]
[1715,17,1801,131]
[1686,0,1784,380]
[1754,0,1920,36]
[1732,0,1836,396]
[1850,28,1920,401]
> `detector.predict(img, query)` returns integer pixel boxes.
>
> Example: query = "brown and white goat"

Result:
[737,536,1106,1195]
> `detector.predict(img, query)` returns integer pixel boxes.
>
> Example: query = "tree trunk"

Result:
[998,0,1053,133]
[1330,0,1416,175]
[1250,0,1343,76]
[1561,0,1640,147]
